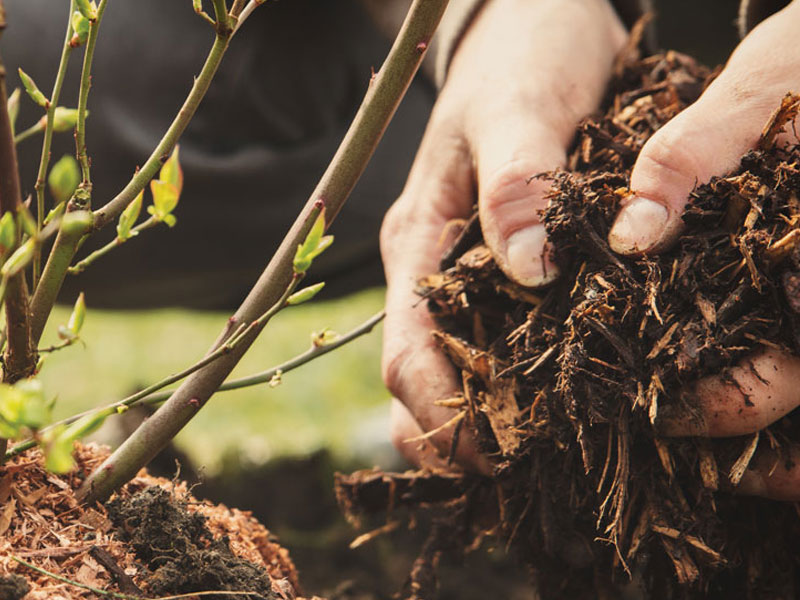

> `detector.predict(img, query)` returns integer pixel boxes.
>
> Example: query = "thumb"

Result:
[476,121,564,287]
[609,4,800,256]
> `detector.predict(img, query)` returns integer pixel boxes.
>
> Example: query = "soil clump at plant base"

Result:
[0,443,312,600]
[337,50,800,599]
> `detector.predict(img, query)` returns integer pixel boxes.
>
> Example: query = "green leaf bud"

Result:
[149,179,180,221]
[18,69,48,109]
[43,201,66,227]
[311,328,340,348]
[287,281,325,306]
[48,155,81,204]
[117,190,143,240]
[75,0,98,20]
[160,145,183,195]
[0,212,16,255]
[70,11,90,47]
[293,209,331,274]
[17,204,37,238]
[52,107,83,132]
[67,292,86,336]
[7,88,21,133]
[1,239,36,278]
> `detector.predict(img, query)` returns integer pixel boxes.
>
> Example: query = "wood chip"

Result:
[729,432,760,486]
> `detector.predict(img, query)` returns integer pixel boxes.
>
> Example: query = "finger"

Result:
[390,398,453,471]
[381,115,490,474]
[455,0,626,286]
[609,1,800,255]
[658,348,800,437]
[735,445,800,502]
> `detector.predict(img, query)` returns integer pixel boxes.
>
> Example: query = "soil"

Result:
[0,443,311,600]
[337,50,800,599]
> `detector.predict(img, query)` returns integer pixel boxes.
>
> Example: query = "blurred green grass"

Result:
[38,288,389,473]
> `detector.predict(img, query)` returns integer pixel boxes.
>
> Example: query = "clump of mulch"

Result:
[0,443,312,599]
[337,50,800,599]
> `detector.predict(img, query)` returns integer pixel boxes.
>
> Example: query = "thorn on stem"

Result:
[314,198,326,210]
[416,41,428,53]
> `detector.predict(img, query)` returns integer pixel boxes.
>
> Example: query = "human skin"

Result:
[380,0,628,472]
[608,0,800,500]
[383,0,800,500]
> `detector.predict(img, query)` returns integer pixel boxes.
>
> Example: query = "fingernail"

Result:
[505,225,559,287]
[608,196,669,255]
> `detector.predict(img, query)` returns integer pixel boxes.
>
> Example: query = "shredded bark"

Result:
[338,50,800,599]
[0,443,311,600]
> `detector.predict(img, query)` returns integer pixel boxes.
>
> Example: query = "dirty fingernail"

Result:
[505,225,559,287]
[608,196,668,255]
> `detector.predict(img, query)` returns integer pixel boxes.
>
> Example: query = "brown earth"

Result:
[0,443,316,600]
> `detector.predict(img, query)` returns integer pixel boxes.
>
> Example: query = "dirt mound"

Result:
[0,443,308,599]
[338,51,800,599]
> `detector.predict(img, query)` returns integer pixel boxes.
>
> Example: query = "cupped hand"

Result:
[381,0,627,471]
[607,1,800,499]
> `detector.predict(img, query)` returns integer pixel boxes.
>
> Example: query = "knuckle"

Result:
[381,341,413,400]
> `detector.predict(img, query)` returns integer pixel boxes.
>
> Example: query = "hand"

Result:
[607,1,800,499]
[381,0,627,471]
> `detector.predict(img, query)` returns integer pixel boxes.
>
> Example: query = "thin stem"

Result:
[29,219,88,344]
[32,0,76,288]
[31,27,233,347]
[93,33,229,229]
[211,0,232,36]
[232,0,265,35]
[78,0,449,504]
[75,0,107,187]
[0,2,36,399]
[5,310,384,461]
[229,0,246,18]
[68,216,158,275]
[11,556,271,600]
[13,120,43,144]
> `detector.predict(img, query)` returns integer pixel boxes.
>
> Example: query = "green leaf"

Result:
[0,379,50,436]
[52,107,82,133]
[149,179,180,221]
[0,212,16,255]
[43,426,75,474]
[67,292,86,336]
[17,204,37,238]
[16,380,49,431]
[75,0,97,20]
[160,145,183,195]
[287,282,325,306]
[71,11,90,47]
[48,155,81,204]
[1,239,35,278]
[43,201,66,226]
[293,209,332,274]
[116,190,143,240]
[7,88,21,133]
[18,69,48,109]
